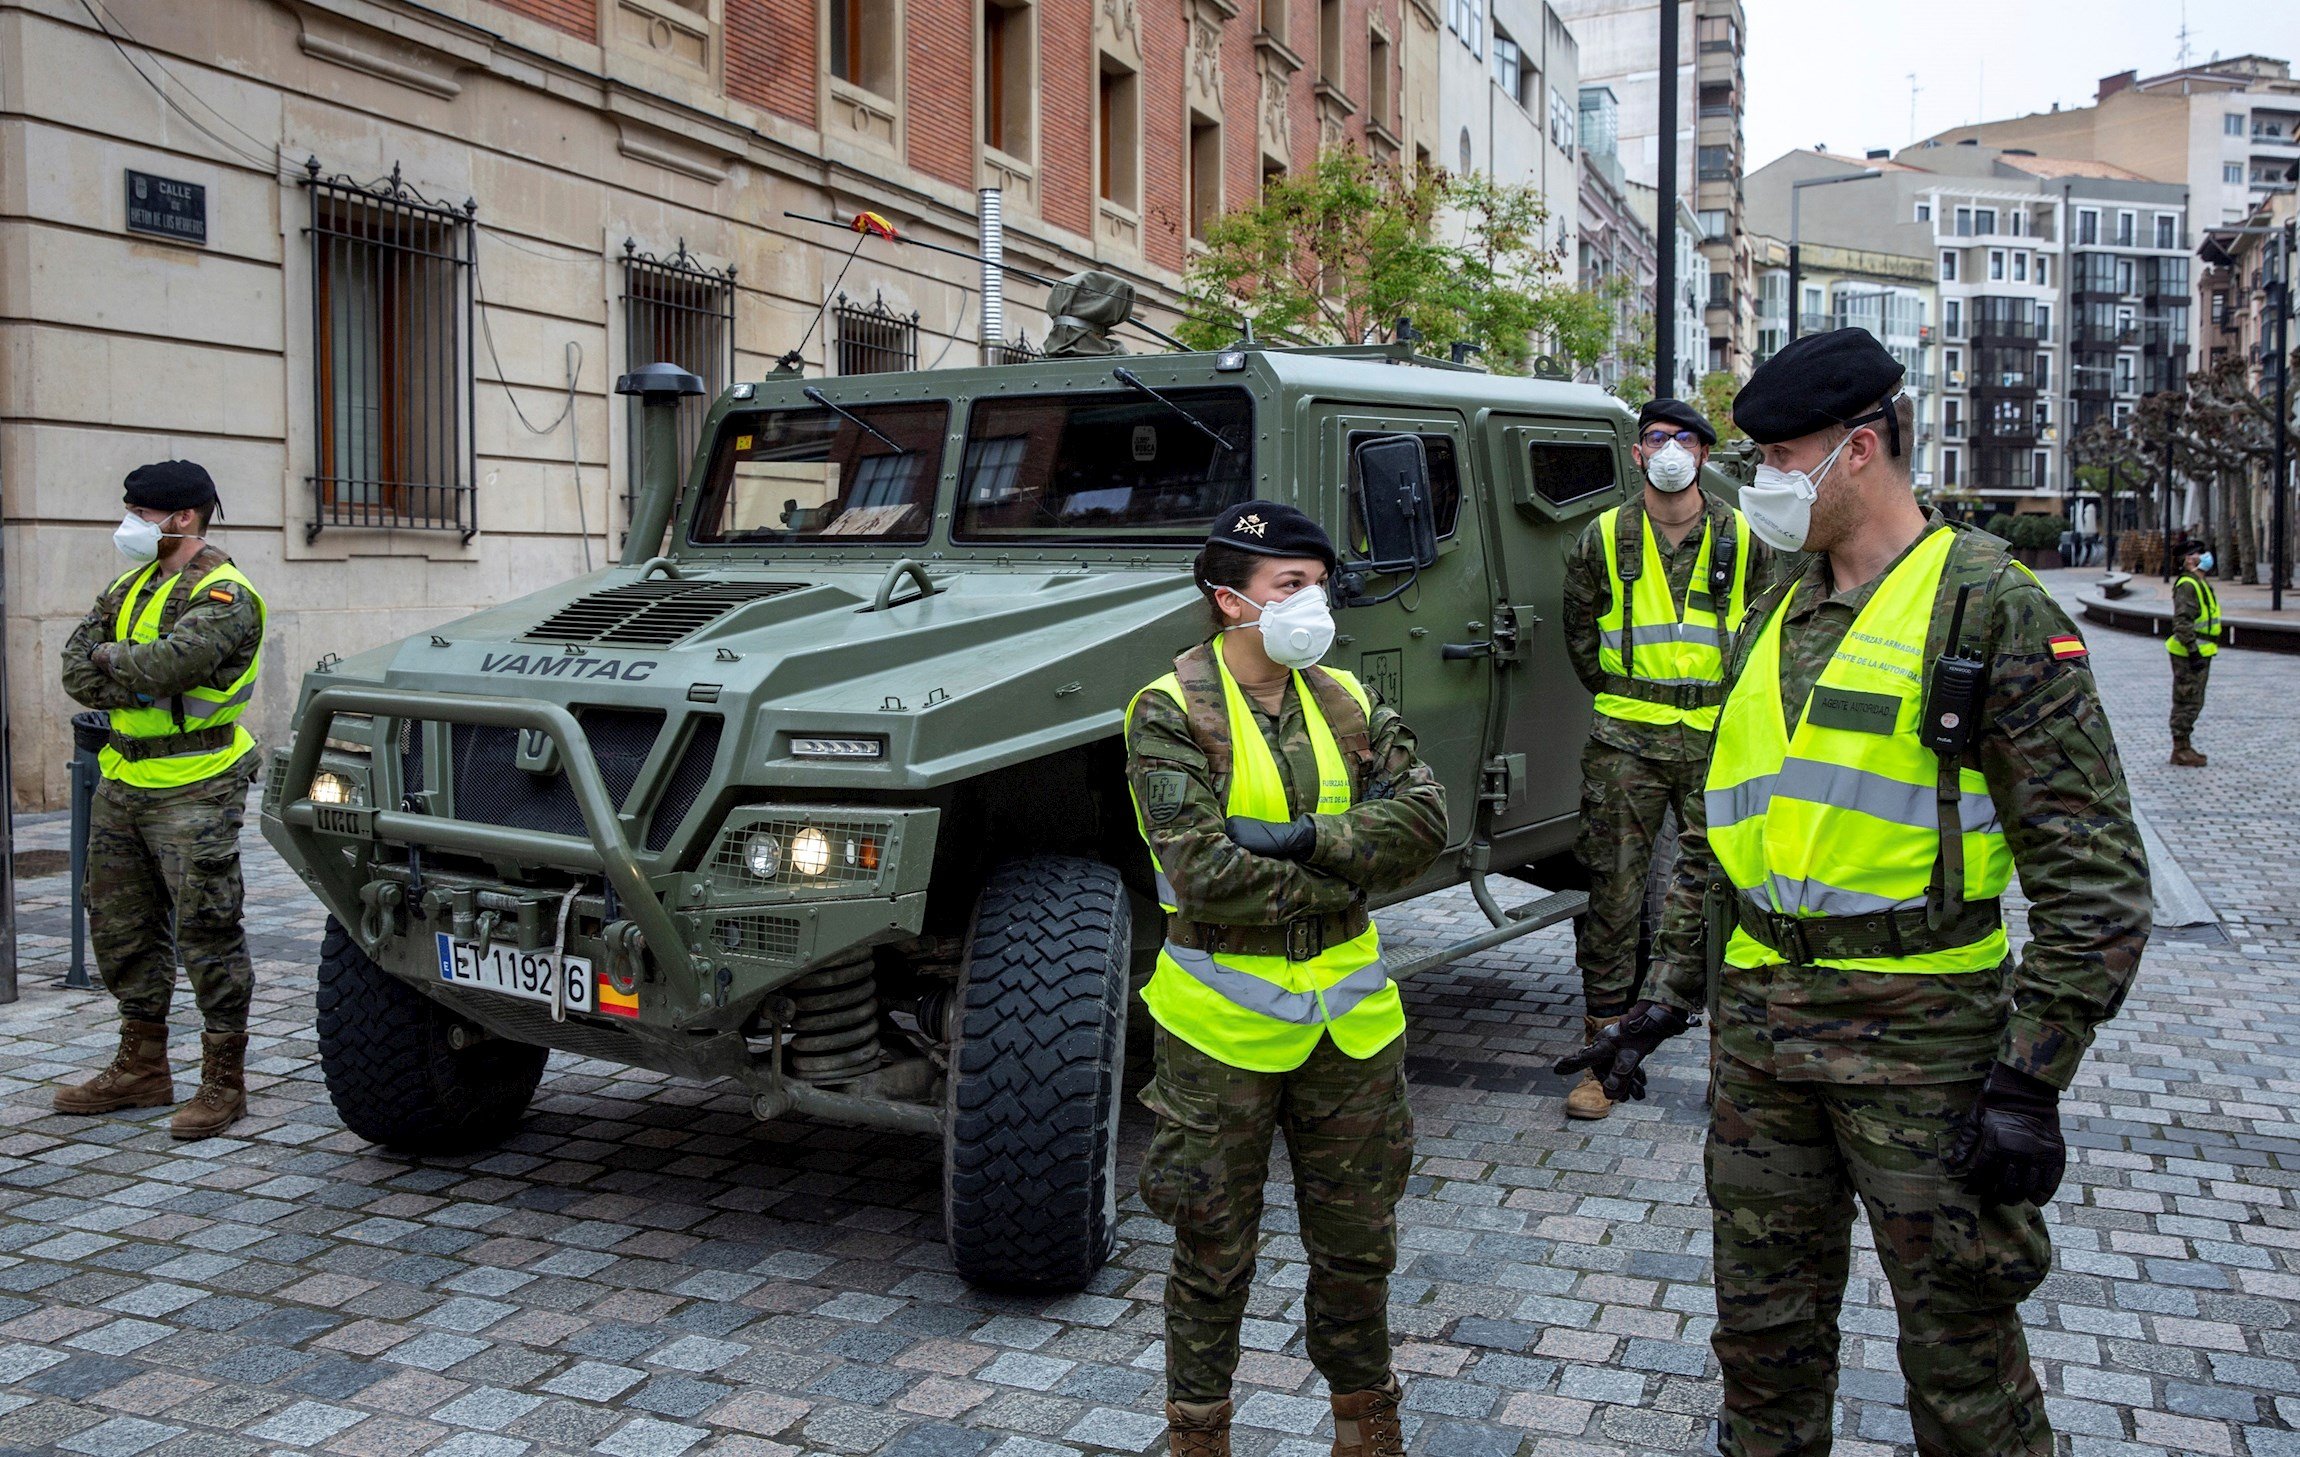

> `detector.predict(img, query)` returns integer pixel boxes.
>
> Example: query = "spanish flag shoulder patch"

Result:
[207,587,235,603]
[595,982,639,1020]
[2048,634,2088,661]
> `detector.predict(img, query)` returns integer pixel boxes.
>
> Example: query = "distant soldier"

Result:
[55,461,266,1139]
[1560,331,2150,1456]
[1558,398,1767,1119]
[1127,501,1448,1457]
[2168,540,2219,766]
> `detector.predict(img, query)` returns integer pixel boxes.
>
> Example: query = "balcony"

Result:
[1968,319,2040,345]
[1979,416,2038,442]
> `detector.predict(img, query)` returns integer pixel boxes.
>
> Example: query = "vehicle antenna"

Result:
[778,216,887,373]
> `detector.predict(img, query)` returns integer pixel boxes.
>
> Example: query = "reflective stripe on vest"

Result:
[100,560,266,789]
[1593,505,1751,729]
[1704,526,2012,973]
[1124,651,1406,1072]
[2168,573,2221,658]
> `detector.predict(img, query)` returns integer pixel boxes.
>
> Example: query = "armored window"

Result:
[303,161,475,541]
[1526,441,1614,508]
[622,241,735,525]
[833,293,918,375]
[953,387,1256,543]
[690,400,947,545]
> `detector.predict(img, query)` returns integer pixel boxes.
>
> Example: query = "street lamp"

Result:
[1789,169,1882,341]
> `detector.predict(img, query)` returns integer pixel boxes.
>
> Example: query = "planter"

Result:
[2012,547,2064,570]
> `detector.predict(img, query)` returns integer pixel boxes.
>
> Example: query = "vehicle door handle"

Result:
[1441,640,1494,660]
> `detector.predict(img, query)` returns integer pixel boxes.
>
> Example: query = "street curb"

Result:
[2078,592,2300,655]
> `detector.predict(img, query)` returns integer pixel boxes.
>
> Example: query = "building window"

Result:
[2154,213,2177,250]
[829,0,897,95]
[1491,28,1523,105]
[2225,163,2245,185]
[2114,354,2135,394]
[1943,448,1959,486]
[1369,30,1393,130]
[1709,273,1730,308]
[303,162,474,540]
[1916,201,1932,222]
[1943,400,1961,439]
[2035,350,2051,383]
[983,1,1034,161]
[2226,112,2246,136]
[2033,451,2049,489]
[1954,206,1973,236]
[622,240,734,525]
[2035,302,2052,339]
[1945,346,1962,377]
[1801,284,1821,319]
[1320,0,1343,85]
[1459,127,1473,175]
[1550,87,1577,155]
[834,291,919,375]
[1945,299,1962,338]
[2012,252,2026,282]
[1975,207,1997,234]
[1189,115,1221,241]
[2115,210,2134,246]
[2117,258,2134,294]
[2212,290,2229,326]
[2076,209,2097,245]
[1940,250,1958,281]
[1697,146,1730,181]
[1697,209,1726,239]
[1262,0,1286,44]
[2035,255,2049,289]
[1448,0,1481,57]
[1098,60,1140,210]
[1989,249,2005,281]
[2009,210,2026,237]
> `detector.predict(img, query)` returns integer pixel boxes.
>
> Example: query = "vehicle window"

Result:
[689,401,948,545]
[1528,440,1617,506]
[953,388,1254,542]
[1347,432,1463,551]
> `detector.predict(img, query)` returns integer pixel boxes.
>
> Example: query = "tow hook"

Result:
[600,920,647,992]
[472,909,503,958]
[358,882,406,946]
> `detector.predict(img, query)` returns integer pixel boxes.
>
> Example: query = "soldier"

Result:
[1559,331,2150,1457]
[2168,539,2219,767]
[1558,398,1767,1119]
[1126,501,1448,1457]
[55,461,267,1140]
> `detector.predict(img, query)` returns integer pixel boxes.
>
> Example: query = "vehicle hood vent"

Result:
[523,579,806,648]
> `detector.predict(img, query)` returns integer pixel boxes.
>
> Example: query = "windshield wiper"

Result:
[802,386,907,454]
[1113,368,1233,453]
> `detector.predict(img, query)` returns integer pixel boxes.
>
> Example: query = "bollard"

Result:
[64,711,108,990]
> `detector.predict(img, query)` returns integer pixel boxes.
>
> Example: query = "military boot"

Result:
[2170,739,2208,767]
[169,1032,247,1140]
[1164,1398,1232,1457]
[52,1019,173,1114]
[1329,1375,1405,1457]
[1565,1015,1618,1120]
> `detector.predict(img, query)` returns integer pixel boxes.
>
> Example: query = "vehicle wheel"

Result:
[945,856,1131,1293]
[315,916,549,1152]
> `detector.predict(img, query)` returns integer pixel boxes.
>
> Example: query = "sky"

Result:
[1742,0,2300,173]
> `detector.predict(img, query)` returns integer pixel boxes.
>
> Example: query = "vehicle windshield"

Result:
[953,387,1254,543]
[689,401,948,545]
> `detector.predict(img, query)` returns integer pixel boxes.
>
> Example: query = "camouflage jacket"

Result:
[1125,655,1448,927]
[62,545,264,713]
[1650,515,2151,1089]
[1562,491,1777,763]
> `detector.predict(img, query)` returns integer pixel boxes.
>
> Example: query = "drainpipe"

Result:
[979,188,1004,365]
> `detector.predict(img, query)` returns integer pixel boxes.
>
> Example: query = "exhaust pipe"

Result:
[979,187,1004,365]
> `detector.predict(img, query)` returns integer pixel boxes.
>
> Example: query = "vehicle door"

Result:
[1310,402,1496,853]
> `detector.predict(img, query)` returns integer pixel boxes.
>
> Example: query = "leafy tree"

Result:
[1695,370,1746,443]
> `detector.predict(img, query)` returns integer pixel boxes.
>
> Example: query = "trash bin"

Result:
[65,711,108,989]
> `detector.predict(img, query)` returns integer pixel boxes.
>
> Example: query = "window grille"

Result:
[987,329,1042,366]
[622,239,736,523]
[302,159,476,541]
[834,292,919,375]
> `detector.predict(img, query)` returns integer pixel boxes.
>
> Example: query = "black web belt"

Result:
[1737,896,2003,965]
[1170,904,1371,962]
[108,724,237,763]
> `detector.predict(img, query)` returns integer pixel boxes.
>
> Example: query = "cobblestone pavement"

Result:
[0,568,2294,1457]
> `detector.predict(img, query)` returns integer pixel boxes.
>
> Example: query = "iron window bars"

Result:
[622,239,737,525]
[302,159,477,542]
[987,329,1042,366]
[834,292,920,375]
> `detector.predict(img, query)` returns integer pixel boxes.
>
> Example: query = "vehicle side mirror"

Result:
[1353,434,1438,575]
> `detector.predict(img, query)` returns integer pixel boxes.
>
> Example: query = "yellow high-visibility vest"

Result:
[1593,502,1752,731]
[1125,651,1404,1072]
[2168,572,2220,658]
[100,560,265,789]
[1704,526,2013,973]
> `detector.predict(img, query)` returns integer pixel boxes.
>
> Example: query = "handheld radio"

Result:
[1921,583,1987,757]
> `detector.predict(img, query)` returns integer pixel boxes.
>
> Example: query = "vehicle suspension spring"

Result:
[787,950,881,1084]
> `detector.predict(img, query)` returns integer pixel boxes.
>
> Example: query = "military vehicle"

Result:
[261,311,1708,1292]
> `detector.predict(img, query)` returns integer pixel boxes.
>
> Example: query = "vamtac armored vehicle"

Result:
[261,304,1697,1291]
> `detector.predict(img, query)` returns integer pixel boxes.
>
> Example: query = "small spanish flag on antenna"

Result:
[851,211,899,241]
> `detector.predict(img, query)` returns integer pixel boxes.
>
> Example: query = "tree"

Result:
[1695,370,1746,443]
[1176,150,1619,376]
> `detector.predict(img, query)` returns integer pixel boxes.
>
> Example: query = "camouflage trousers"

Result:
[1573,739,1706,1016]
[86,761,258,1034]
[2170,653,2211,740]
[1138,1027,1413,1404]
[1708,1052,2053,1457]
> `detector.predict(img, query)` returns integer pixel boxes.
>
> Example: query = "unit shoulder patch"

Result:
[1142,771,1189,825]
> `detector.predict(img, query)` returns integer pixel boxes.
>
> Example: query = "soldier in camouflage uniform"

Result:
[1127,501,1447,1457]
[2167,540,2219,766]
[1560,398,1771,1119]
[1561,333,2149,1457]
[55,462,267,1141]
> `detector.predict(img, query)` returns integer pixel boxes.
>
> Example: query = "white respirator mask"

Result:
[113,512,167,563]
[1739,432,1856,554]
[1224,582,1337,670]
[1644,440,1699,493]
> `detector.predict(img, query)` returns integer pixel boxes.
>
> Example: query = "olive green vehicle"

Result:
[260,323,1699,1292]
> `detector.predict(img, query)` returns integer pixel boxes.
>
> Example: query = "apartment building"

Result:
[1576,84,1655,389]
[1747,233,1935,484]
[0,0,1442,807]
[1436,0,1580,249]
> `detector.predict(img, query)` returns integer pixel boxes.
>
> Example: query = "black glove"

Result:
[1225,815,1318,862]
[1551,1000,1694,1103]
[1948,1064,2065,1207]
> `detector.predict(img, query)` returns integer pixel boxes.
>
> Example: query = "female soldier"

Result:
[1125,500,1448,1457]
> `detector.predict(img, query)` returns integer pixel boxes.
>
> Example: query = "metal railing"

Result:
[987,329,1042,366]
[834,292,919,375]
[622,239,737,525]
[302,160,476,542]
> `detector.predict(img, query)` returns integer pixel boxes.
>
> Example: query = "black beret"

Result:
[123,460,218,514]
[1636,397,1716,446]
[1733,330,1906,445]
[1202,500,1336,573]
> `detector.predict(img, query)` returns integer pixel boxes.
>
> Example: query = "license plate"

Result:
[435,933,596,1014]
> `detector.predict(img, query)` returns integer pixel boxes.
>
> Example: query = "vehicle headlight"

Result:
[310,772,354,806]
[744,833,784,879]
[791,828,832,878]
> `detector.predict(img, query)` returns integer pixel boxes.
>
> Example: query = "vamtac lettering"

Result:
[477,653,659,682]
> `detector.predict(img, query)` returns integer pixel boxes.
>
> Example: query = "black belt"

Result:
[107,725,237,763]
[1601,675,1723,710]
[1170,905,1370,962]
[1737,896,2003,964]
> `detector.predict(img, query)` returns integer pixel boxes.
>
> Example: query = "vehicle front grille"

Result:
[522,579,805,648]
[448,709,663,836]
[645,717,723,852]
[712,913,804,961]
[399,719,425,798]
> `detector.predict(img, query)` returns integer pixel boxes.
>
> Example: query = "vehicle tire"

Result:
[315,916,549,1152]
[945,856,1131,1293]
